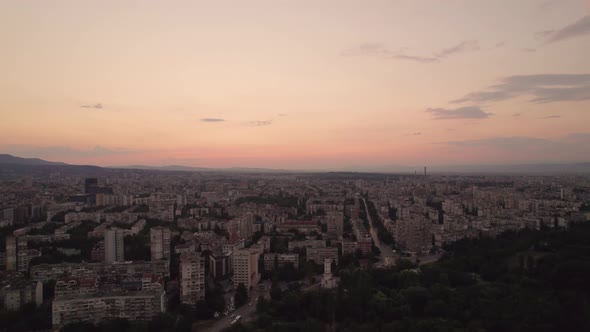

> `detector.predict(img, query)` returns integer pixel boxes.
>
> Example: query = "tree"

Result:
[256,295,269,313]
[206,283,226,313]
[235,283,249,308]
[61,322,97,332]
[270,281,282,301]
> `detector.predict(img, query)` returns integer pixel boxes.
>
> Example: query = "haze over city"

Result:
[1,0,590,170]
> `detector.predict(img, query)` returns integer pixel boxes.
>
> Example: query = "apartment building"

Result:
[263,253,299,271]
[180,252,205,304]
[52,291,165,328]
[232,249,260,290]
[104,228,125,263]
[150,226,171,260]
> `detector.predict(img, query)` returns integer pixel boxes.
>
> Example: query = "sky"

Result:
[1,0,589,170]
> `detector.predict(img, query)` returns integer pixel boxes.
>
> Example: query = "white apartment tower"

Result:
[104,228,125,264]
[150,227,171,260]
[232,249,260,291]
[180,252,205,304]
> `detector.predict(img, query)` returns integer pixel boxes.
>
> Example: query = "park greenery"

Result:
[225,222,590,332]
[5,218,590,332]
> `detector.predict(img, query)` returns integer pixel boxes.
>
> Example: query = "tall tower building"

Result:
[239,213,254,239]
[180,252,205,304]
[150,227,171,260]
[104,228,125,264]
[6,236,17,271]
[84,178,99,194]
[233,249,260,291]
[6,236,29,272]
[16,238,28,272]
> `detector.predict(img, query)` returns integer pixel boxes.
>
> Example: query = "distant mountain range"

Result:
[111,164,291,173]
[1,153,590,174]
[0,154,291,174]
[0,154,67,166]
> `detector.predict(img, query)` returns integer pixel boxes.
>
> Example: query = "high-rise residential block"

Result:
[6,236,17,271]
[104,228,125,264]
[6,236,29,272]
[150,227,171,260]
[180,252,205,304]
[232,248,260,291]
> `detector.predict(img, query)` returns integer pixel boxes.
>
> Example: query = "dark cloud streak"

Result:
[247,120,273,127]
[452,74,590,104]
[544,15,590,44]
[426,106,493,120]
[343,40,480,64]
[435,40,479,58]
[200,118,225,122]
[81,103,103,109]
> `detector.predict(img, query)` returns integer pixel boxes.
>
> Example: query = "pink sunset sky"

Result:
[1,0,590,170]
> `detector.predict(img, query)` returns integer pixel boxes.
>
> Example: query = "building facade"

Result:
[263,253,299,271]
[150,227,171,260]
[104,228,125,264]
[232,249,260,291]
[180,252,205,304]
[52,291,165,328]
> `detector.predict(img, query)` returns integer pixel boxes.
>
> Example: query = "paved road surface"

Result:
[361,197,396,267]
[206,284,267,332]
[206,280,320,332]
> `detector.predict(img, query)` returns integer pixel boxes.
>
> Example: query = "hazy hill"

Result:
[0,154,67,166]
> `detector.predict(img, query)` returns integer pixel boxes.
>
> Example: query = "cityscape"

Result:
[1,158,589,331]
[1,1,590,331]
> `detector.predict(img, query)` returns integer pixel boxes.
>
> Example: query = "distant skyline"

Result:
[1,0,590,169]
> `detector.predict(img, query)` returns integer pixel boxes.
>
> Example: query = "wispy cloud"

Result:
[542,15,590,44]
[522,48,536,53]
[512,113,522,117]
[540,115,561,119]
[246,120,273,127]
[452,73,590,104]
[495,42,506,48]
[435,40,480,58]
[341,43,389,57]
[535,30,555,40]
[390,53,439,63]
[200,118,225,122]
[343,40,480,63]
[81,103,103,109]
[403,132,422,136]
[426,106,493,120]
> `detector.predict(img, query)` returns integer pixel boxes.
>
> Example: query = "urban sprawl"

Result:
[1,169,589,330]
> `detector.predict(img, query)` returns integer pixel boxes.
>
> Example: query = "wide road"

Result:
[361,197,396,267]
[206,280,321,331]
[206,283,268,332]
